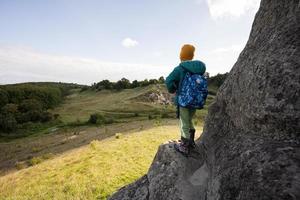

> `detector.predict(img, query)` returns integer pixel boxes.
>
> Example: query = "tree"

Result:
[0,114,17,133]
[140,79,150,87]
[99,80,113,90]
[1,104,18,115]
[131,80,140,88]
[19,99,43,113]
[114,78,131,90]
[0,89,8,108]
[158,76,165,84]
[149,79,158,84]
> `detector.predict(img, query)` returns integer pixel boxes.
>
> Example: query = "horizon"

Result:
[0,0,261,85]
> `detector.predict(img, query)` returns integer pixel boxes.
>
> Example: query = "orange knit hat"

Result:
[180,44,195,61]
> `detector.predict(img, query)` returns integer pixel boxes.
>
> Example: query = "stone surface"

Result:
[109,142,207,200]
[109,0,300,199]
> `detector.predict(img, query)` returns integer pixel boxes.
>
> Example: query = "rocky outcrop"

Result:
[109,0,300,199]
[131,85,173,105]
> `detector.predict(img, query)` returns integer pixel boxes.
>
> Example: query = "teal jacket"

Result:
[165,60,206,105]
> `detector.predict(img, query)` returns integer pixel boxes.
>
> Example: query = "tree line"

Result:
[0,83,81,133]
[85,77,166,91]
[86,73,228,92]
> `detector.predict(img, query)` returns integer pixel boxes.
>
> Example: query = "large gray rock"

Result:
[109,0,300,199]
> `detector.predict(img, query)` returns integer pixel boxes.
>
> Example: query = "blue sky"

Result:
[0,0,260,85]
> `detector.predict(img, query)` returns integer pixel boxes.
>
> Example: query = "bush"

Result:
[15,112,31,123]
[0,114,17,132]
[88,113,105,124]
[40,112,53,122]
[161,112,170,118]
[27,110,43,122]
[1,104,18,115]
[115,133,122,139]
[53,113,60,120]
[80,86,90,92]
[19,99,43,113]
[0,89,8,108]
[15,161,27,170]
[29,157,43,166]
[104,117,115,124]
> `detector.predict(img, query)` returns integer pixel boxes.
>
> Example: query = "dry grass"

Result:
[0,120,172,175]
[0,123,203,200]
[51,85,173,123]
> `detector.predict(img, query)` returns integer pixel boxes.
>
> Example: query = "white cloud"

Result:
[0,45,167,85]
[210,44,244,54]
[206,0,260,19]
[153,51,164,57]
[202,43,245,75]
[122,37,139,48]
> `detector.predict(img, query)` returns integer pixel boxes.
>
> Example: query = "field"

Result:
[0,121,203,199]
[51,84,175,123]
[0,84,212,199]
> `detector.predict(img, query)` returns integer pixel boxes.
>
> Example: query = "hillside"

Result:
[51,84,175,123]
[51,84,214,123]
[0,82,213,199]
[0,122,204,200]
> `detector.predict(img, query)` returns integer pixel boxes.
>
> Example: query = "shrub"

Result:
[104,117,115,124]
[161,112,169,118]
[19,99,43,113]
[15,161,27,170]
[88,113,105,124]
[40,112,53,122]
[29,157,43,166]
[0,114,17,132]
[115,133,122,139]
[53,113,60,120]
[80,86,90,92]
[28,153,54,166]
[1,104,18,115]
[15,112,31,123]
[148,114,153,120]
[27,110,43,122]
[0,89,8,108]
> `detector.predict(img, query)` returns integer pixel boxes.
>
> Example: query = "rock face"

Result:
[109,1,300,200]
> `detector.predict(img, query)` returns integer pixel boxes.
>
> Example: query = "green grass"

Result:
[51,84,175,123]
[0,123,203,200]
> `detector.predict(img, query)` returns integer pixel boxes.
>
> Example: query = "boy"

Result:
[165,44,206,156]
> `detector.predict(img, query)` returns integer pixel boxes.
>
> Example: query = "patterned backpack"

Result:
[178,67,208,109]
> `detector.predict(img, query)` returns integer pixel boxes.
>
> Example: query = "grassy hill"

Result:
[0,83,214,200]
[0,121,203,200]
[51,84,175,123]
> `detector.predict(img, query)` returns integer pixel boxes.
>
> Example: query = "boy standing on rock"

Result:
[165,44,207,156]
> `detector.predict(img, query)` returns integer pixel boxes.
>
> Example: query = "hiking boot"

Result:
[189,129,196,149]
[174,137,190,156]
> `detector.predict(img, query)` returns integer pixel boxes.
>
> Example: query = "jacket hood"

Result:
[180,60,206,75]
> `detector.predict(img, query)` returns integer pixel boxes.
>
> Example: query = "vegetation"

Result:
[87,73,228,95]
[89,76,165,91]
[0,74,222,199]
[0,72,227,137]
[207,73,229,95]
[0,83,83,134]
[0,123,203,200]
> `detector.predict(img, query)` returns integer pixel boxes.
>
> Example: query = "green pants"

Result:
[179,107,196,139]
